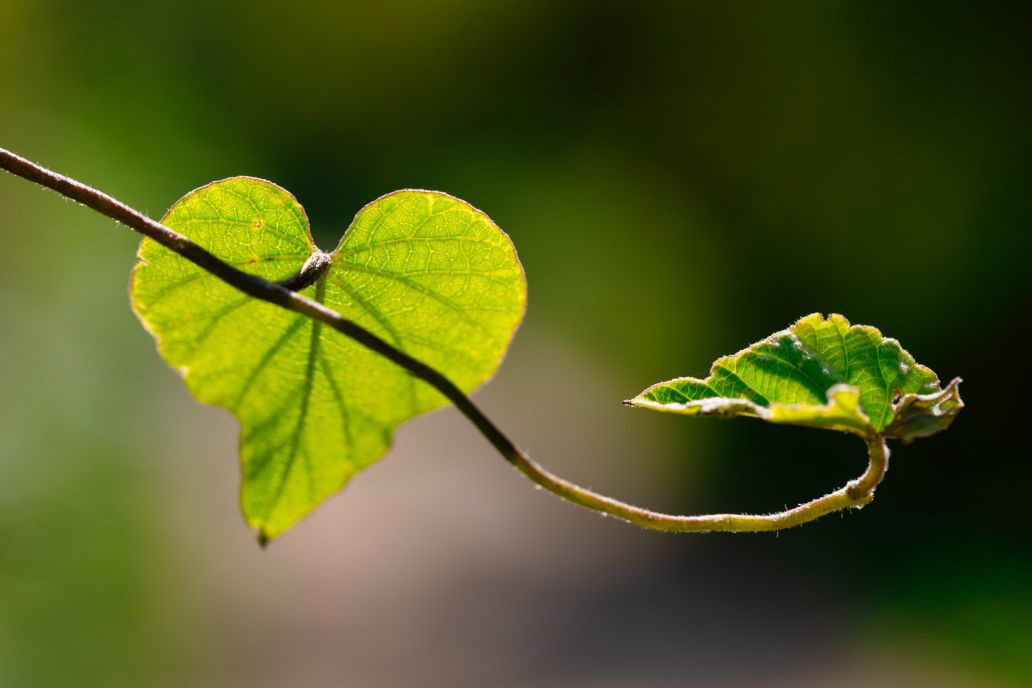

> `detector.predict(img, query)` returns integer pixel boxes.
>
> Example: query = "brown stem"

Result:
[0,146,889,533]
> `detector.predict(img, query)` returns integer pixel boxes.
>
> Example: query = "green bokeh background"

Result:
[1,2,1028,686]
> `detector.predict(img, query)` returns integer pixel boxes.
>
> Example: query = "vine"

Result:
[0,147,963,542]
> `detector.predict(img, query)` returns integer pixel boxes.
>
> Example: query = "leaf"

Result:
[627,313,962,441]
[131,178,526,541]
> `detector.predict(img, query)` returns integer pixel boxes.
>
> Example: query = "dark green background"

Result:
[1,2,1029,686]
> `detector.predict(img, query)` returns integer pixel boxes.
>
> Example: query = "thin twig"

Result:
[0,146,889,533]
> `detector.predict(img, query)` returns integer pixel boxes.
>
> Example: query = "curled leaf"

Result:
[627,313,962,441]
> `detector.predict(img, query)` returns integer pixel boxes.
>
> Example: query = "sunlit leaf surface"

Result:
[132,179,526,540]
[628,313,962,441]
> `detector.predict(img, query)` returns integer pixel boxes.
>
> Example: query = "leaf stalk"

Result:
[0,146,891,536]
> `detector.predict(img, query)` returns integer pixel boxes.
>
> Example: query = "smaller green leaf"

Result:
[627,313,962,441]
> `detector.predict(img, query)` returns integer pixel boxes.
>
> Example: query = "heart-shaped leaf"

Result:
[131,178,526,541]
[627,313,962,441]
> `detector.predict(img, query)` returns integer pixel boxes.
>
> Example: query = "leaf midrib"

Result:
[261,279,328,524]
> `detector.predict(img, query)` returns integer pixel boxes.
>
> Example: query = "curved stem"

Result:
[510,434,888,532]
[0,147,889,533]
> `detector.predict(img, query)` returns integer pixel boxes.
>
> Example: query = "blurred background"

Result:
[1,1,1029,686]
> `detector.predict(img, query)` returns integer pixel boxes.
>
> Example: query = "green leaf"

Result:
[131,178,526,541]
[627,313,962,441]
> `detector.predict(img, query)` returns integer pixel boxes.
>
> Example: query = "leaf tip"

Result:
[885,376,964,443]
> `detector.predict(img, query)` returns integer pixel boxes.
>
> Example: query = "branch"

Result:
[0,146,889,533]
